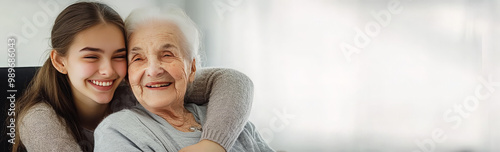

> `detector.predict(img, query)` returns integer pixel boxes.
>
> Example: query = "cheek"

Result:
[128,65,143,86]
[113,61,127,78]
[68,62,98,80]
[168,61,188,81]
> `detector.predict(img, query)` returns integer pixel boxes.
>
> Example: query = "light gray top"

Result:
[19,68,253,152]
[94,103,275,152]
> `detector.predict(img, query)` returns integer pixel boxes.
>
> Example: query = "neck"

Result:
[146,102,199,132]
[74,98,110,131]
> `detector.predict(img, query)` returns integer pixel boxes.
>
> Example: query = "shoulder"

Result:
[94,106,158,150]
[25,102,54,113]
[243,121,257,133]
[240,121,265,139]
[186,103,207,113]
[185,103,207,120]
[96,106,150,132]
[100,107,141,126]
[21,102,61,126]
[19,102,82,151]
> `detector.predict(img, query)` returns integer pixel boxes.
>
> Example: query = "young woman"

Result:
[13,2,253,152]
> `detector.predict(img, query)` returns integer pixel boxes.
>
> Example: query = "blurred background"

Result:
[1,0,499,151]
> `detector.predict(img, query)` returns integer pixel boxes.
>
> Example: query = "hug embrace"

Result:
[12,2,274,152]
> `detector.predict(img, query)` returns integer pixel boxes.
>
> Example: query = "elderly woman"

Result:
[94,5,274,152]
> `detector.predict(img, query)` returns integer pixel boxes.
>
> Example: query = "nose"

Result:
[99,60,115,77]
[146,58,165,77]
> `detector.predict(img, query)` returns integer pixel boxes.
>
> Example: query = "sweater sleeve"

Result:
[184,68,254,151]
[19,103,83,152]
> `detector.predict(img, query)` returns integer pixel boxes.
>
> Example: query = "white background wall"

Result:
[1,0,500,151]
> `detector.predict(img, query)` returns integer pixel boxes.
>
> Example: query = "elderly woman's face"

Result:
[127,21,196,109]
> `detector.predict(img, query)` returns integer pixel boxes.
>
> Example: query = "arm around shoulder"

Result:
[186,68,254,150]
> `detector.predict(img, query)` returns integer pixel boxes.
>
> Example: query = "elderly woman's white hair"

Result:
[125,5,201,66]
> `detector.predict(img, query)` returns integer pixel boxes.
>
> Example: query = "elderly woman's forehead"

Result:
[131,22,183,41]
[131,22,182,38]
[137,20,181,32]
[128,22,189,54]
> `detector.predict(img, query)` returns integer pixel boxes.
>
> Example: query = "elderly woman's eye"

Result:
[131,57,143,62]
[163,51,174,57]
[133,58,142,61]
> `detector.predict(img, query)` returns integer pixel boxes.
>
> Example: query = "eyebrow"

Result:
[131,47,141,52]
[116,48,127,53]
[80,47,103,53]
[130,47,141,56]
[162,44,176,50]
[80,47,126,53]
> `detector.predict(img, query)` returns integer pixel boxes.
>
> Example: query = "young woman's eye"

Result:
[114,55,126,59]
[84,56,98,59]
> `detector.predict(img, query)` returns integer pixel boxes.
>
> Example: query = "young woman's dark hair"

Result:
[12,2,126,151]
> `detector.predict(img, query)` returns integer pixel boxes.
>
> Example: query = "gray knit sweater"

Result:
[19,68,253,152]
[94,103,274,152]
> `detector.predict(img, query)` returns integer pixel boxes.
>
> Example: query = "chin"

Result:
[93,95,114,104]
[144,99,173,109]
[94,100,112,105]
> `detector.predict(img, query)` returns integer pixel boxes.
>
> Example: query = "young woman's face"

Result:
[62,23,127,105]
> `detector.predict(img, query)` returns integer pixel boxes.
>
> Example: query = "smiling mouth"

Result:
[146,82,172,88]
[89,80,114,87]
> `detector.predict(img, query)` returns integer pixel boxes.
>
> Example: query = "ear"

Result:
[188,59,196,82]
[50,50,67,74]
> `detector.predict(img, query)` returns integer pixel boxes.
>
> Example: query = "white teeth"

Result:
[91,80,113,87]
[148,83,171,88]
